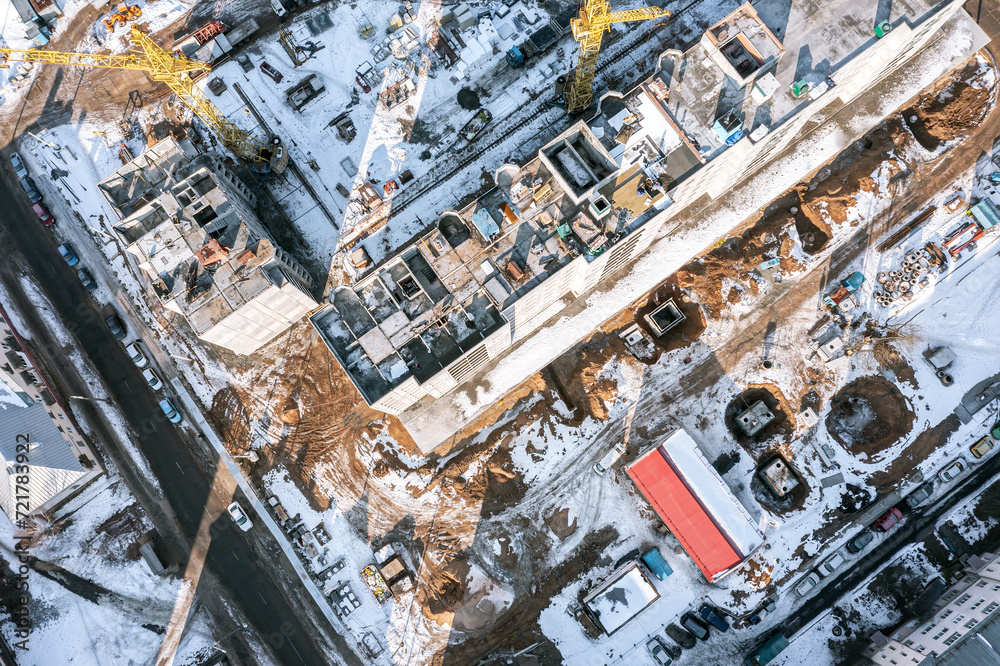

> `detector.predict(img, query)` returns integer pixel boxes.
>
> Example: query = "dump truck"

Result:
[458,108,492,143]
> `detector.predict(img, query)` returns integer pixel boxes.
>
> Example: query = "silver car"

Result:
[10,152,27,179]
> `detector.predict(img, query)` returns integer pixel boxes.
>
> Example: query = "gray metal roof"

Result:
[932,609,1000,665]
[0,399,87,520]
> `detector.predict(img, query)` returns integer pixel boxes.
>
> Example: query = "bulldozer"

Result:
[103,3,142,32]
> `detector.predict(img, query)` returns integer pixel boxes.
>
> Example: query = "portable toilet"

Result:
[641,547,674,581]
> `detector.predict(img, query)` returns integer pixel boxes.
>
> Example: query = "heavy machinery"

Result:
[0,26,276,169]
[564,0,670,114]
[103,3,142,32]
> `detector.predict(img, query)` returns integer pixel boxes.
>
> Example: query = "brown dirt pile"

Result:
[903,57,995,152]
[825,375,915,457]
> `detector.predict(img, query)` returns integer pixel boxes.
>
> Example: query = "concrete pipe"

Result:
[877,272,888,283]
[898,281,910,292]
[884,280,896,292]
[940,374,954,386]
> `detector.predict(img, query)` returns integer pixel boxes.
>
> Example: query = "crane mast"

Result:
[564,0,670,114]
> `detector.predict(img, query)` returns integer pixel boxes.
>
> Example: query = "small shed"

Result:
[641,547,674,581]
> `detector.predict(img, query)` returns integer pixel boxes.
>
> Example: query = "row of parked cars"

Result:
[646,605,732,664]
[10,152,56,225]
[56,242,183,424]
[796,429,998,597]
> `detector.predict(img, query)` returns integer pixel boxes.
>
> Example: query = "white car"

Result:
[818,551,846,577]
[795,572,821,597]
[125,341,148,368]
[939,458,968,483]
[594,442,626,475]
[227,501,253,531]
[142,368,162,390]
[270,0,286,17]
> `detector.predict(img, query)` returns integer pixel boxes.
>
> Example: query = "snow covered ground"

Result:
[0,476,217,665]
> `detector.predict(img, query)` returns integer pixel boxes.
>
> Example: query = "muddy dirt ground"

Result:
[825,376,915,457]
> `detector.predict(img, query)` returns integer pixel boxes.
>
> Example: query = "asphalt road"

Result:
[0,161,337,663]
[782,447,1000,639]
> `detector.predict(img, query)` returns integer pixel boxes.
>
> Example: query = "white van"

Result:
[594,442,626,475]
[270,0,287,17]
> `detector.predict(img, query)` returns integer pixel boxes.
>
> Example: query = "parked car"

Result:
[260,61,283,82]
[77,268,97,292]
[699,605,730,632]
[939,459,968,483]
[680,612,709,641]
[992,421,1000,440]
[125,341,148,368]
[665,624,696,650]
[876,507,904,532]
[905,482,935,509]
[105,313,127,340]
[236,53,253,72]
[795,572,821,597]
[747,599,777,625]
[846,530,874,553]
[594,442,626,475]
[19,176,41,203]
[269,0,286,18]
[142,368,163,390]
[646,637,672,665]
[818,551,846,577]
[227,501,253,531]
[9,152,27,179]
[57,243,79,266]
[972,435,995,459]
[32,202,54,226]
[159,398,182,424]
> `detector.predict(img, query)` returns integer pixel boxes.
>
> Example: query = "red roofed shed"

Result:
[627,429,764,582]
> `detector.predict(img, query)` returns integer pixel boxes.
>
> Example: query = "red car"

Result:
[259,61,283,83]
[876,507,903,531]
[32,202,54,226]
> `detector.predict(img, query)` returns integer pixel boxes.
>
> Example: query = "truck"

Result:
[745,632,790,666]
[823,271,865,310]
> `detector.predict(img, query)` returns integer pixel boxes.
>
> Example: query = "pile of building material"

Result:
[872,247,944,308]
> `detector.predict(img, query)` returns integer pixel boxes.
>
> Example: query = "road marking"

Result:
[289,640,304,664]
[232,551,239,561]
[257,591,268,605]
[174,461,184,475]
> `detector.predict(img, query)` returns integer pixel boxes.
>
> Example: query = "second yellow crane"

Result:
[564,0,671,115]
[0,27,274,166]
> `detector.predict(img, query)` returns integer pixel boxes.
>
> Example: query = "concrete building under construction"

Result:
[316,0,984,453]
[100,137,317,356]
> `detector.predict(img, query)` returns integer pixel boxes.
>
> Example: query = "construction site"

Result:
[4,0,1000,664]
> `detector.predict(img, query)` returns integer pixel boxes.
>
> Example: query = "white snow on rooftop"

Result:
[662,429,765,558]
[582,562,660,635]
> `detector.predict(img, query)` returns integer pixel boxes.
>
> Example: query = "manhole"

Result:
[762,360,773,369]
[832,625,843,636]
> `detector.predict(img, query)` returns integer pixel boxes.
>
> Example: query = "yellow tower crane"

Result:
[0,27,273,166]
[564,0,671,115]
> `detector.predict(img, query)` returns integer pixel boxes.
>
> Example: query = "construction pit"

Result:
[825,376,916,458]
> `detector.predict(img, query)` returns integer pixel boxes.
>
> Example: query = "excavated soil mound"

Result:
[724,387,793,445]
[825,376,914,456]
[903,58,995,152]
[678,211,805,319]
